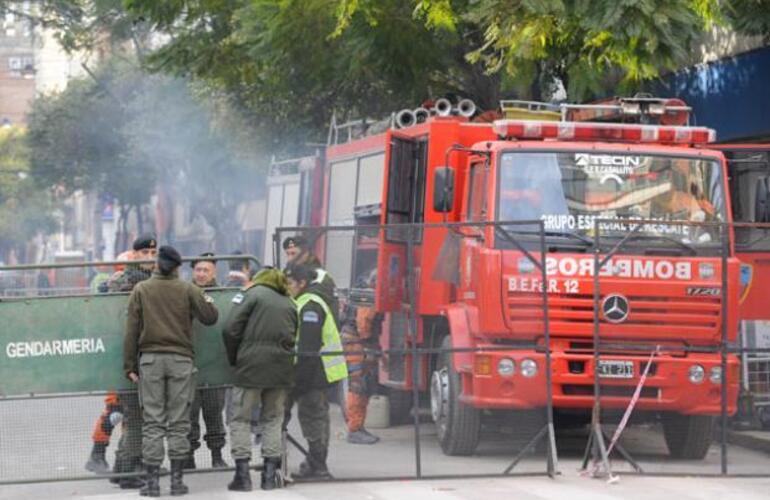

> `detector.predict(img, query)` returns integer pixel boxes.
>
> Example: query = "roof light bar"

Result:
[492,119,716,145]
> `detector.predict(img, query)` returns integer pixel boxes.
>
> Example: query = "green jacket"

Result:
[123,272,219,378]
[222,268,298,389]
[109,266,152,293]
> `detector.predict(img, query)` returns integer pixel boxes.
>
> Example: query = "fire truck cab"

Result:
[283,98,743,459]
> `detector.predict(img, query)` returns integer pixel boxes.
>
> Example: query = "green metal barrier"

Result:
[0,289,238,397]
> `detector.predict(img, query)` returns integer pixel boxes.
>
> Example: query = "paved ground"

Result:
[1,473,770,500]
[1,393,769,498]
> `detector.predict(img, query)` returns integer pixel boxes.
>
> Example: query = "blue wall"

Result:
[657,46,770,142]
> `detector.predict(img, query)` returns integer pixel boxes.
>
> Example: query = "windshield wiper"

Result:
[544,230,594,247]
[495,226,594,251]
[603,233,697,256]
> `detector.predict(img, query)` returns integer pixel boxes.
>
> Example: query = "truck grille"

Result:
[505,292,721,339]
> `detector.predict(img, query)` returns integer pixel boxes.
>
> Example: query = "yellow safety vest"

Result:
[295,293,348,383]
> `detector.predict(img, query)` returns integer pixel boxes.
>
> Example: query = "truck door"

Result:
[375,134,427,311]
[376,133,428,387]
[719,144,770,419]
[719,145,770,319]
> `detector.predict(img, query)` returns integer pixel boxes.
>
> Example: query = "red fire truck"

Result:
[267,97,761,460]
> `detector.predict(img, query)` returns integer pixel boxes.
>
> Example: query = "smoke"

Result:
[85,61,270,258]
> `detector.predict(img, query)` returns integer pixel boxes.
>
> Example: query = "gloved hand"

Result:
[109,411,124,427]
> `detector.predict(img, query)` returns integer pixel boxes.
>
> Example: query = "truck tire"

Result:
[662,413,715,459]
[430,336,481,456]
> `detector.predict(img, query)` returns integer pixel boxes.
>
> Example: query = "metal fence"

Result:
[2,220,770,488]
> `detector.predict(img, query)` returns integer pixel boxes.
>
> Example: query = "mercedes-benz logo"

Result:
[602,294,630,323]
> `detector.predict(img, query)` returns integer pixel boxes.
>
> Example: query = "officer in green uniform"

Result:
[222,267,298,491]
[185,252,228,470]
[283,236,339,326]
[284,263,348,480]
[123,245,219,497]
[108,234,158,292]
[104,234,158,489]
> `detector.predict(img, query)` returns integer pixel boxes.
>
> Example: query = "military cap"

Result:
[282,235,309,251]
[158,245,182,268]
[133,233,158,251]
[191,252,216,268]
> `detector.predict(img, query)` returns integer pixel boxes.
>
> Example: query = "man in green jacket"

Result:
[123,245,219,497]
[284,263,348,480]
[222,267,298,491]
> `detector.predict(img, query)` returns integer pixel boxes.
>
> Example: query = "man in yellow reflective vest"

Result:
[284,263,348,479]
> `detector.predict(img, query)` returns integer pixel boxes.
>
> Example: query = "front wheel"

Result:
[662,413,715,459]
[430,336,481,456]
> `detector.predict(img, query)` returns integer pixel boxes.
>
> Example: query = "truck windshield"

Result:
[496,151,726,254]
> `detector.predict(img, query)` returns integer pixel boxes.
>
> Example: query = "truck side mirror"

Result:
[433,166,455,213]
[755,176,770,223]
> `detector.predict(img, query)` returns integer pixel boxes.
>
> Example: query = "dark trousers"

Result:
[188,386,227,452]
[114,390,142,467]
[285,389,330,448]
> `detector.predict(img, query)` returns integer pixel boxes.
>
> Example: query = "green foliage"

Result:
[725,0,770,39]
[18,0,770,155]
[124,0,488,150]
[411,0,723,99]
[0,127,56,258]
[1,0,144,53]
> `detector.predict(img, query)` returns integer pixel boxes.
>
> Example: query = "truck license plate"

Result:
[597,360,634,379]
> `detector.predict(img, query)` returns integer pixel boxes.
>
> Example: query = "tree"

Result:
[27,60,157,252]
[725,0,770,40]
[1,0,146,54]
[123,0,480,151]
[341,1,723,99]
[26,56,265,254]
[0,126,56,263]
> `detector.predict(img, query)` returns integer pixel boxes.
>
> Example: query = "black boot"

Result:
[182,453,196,470]
[139,465,160,497]
[118,457,145,489]
[109,454,127,484]
[85,443,110,474]
[294,441,330,479]
[170,459,189,496]
[211,448,228,468]
[261,457,282,490]
[228,458,252,492]
[312,442,331,479]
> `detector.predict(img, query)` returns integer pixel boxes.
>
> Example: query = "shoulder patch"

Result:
[203,294,214,304]
[232,293,245,304]
[302,310,320,323]
[314,269,327,284]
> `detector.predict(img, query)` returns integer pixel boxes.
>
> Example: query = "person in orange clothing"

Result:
[84,250,135,474]
[85,392,123,473]
[343,272,382,445]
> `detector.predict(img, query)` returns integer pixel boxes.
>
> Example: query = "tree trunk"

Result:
[135,203,144,235]
[93,194,104,260]
[530,62,543,102]
[117,203,130,254]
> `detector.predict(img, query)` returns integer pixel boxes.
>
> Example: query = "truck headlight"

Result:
[497,358,515,377]
[709,366,723,384]
[521,359,538,378]
[688,365,705,384]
